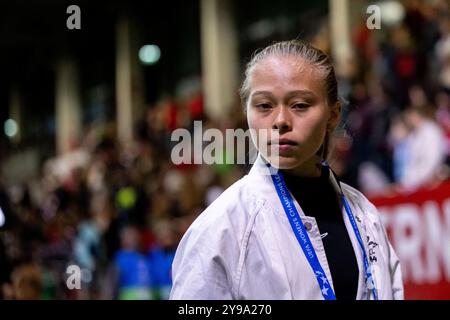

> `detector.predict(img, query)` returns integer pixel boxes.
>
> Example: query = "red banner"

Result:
[369,182,450,300]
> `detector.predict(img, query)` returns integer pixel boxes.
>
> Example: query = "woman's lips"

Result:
[269,138,298,146]
[277,144,297,153]
[269,139,298,154]
[277,139,298,146]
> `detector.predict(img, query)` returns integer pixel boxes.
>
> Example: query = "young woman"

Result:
[169,40,403,300]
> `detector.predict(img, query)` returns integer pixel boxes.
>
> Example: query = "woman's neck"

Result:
[281,156,323,178]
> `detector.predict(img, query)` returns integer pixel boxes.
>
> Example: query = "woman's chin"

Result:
[266,155,301,170]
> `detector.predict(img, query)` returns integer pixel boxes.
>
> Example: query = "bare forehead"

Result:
[249,56,327,98]
[252,55,325,78]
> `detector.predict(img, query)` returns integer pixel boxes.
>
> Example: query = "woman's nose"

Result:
[272,107,292,132]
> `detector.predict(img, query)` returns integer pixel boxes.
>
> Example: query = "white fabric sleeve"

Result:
[387,240,404,300]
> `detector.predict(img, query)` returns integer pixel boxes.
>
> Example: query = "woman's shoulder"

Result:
[339,181,393,247]
[181,174,265,245]
[339,181,383,225]
[171,176,265,300]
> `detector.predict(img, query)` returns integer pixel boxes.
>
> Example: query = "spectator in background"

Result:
[400,105,447,191]
[388,24,418,108]
[3,263,43,299]
[187,90,204,122]
[147,219,177,300]
[389,114,412,185]
[435,90,450,158]
[113,225,152,300]
[435,15,450,92]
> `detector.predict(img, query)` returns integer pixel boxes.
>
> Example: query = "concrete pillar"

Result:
[329,0,355,78]
[200,0,239,121]
[8,84,22,144]
[116,17,144,144]
[55,58,82,155]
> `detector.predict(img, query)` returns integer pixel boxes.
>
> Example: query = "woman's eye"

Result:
[256,103,272,110]
[292,103,310,109]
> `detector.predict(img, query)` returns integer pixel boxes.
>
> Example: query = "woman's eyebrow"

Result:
[251,91,275,99]
[285,90,317,100]
[250,90,318,102]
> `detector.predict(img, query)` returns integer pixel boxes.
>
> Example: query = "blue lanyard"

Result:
[269,164,378,300]
[270,168,336,300]
[340,190,378,300]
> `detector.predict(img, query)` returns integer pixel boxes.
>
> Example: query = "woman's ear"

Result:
[328,101,342,131]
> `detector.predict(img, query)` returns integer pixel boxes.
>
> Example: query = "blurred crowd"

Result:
[2,0,450,299]
[0,88,248,299]
[330,0,450,195]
